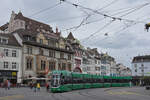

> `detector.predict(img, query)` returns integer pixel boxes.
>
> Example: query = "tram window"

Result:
[62,76,65,79]
[56,80,58,85]
[61,79,64,85]
[85,78,87,83]
[56,75,60,78]
[87,78,90,83]
[52,75,55,79]
[93,79,95,83]
[112,79,116,83]
[51,79,54,86]
[115,79,119,83]
[97,79,101,83]
[73,78,78,84]
[94,79,97,83]
[82,78,86,83]
[104,79,111,83]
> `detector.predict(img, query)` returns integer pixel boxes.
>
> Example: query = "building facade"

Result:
[0,11,74,83]
[132,55,150,76]
[100,53,115,76]
[81,48,101,75]
[0,33,22,84]
[66,32,83,73]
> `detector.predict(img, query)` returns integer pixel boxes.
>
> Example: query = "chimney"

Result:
[56,27,58,33]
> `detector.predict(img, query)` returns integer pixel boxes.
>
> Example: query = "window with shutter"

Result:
[4,62,8,69]
[4,49,9,57]
[12,62,17,69]
[12,50,17,57]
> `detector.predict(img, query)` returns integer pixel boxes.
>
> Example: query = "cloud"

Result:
[0,0,150,67]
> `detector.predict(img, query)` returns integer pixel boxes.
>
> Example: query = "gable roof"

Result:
[12,29,37,40]
[12,28,59,41]
[0,23,9,31]
[67,32,75,40]
[14,12,53,33]
[0,33,21,47]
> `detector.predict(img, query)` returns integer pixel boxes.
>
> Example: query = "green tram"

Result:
[49,70,132,93]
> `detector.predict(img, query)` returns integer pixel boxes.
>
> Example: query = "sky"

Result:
[0,0,150,68]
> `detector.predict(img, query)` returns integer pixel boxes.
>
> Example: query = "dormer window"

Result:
[24,35,31,41]
[0,37,8,44]
[66,46,69,50]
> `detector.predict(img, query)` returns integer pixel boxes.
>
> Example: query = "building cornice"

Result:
[23,41,74,54]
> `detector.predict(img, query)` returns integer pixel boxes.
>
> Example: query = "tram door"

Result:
[52,74,60,87]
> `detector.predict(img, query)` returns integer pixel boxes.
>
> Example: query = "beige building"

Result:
[116,63,132,76]
[0,11,74,83]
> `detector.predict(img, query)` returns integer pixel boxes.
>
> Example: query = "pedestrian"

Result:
[37,83,40,91]
[29,82,33,90]
[7,80,11,90]
[4,80,8,90]
[46,83,49,92]
[33,83,37,92]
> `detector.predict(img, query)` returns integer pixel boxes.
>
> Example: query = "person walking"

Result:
[46,83,49,92]
[7,80,10,90]
[29,82,33,90]
[37,83,40,91]
[33,82,37,92]
[4,80,8,90]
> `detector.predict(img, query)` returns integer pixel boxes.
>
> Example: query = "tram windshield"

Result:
[51,74,60,87]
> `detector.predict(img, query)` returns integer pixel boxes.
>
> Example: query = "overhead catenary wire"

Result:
[60,0,149,24]
[97,0,119,11]
[81,12,150,45]
[76,1,150,43]
[59,0,150,41]
[119,3,150,17]
[61,3,148,32]
[71,0,120,31]
[50,0,149,23]
[28,2,62,17]
[40,0,149,31]
[110,2,150,16]
[89,16,150,46]
[93,6,150,41]
[81,20,115,43]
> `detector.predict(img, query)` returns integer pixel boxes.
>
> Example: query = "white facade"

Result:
[101,63,110,76]
[132,62,150,76]
[110,61,117,76]
[0,45,22,83]
[81,57,101,75]
[94,59,101,75]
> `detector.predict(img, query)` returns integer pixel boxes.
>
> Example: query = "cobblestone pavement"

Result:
[0,87,150,100]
